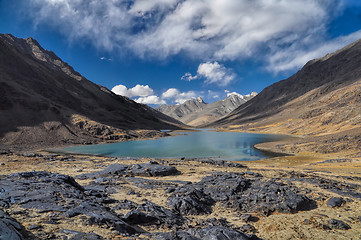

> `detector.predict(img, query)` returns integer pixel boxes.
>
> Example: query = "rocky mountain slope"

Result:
[0,34,183,148]
[157,92,256,126]
[208,38,361,157]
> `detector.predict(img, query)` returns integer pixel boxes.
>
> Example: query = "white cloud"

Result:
[23,0,345,72]
[100,56,112,61]
[161,88,197,104]
[181,62,236,86]
[135,95,166,105]
[111,84,154,98]
[267,30,361,73]
[112,85,199,105]
[181,72,198,82]
[197,61,236,86]
[111,84,129,96]
[129,84,154,97]
[161,88,180,99]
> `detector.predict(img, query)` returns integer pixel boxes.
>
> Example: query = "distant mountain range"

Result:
[157,92,257,126]
[0,34,183,148]
[207,38,361,156]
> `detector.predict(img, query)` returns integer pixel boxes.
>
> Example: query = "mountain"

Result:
[157,93,256,126]
[156,97,207,123]
[207,39,361,157]
[0,34,183,148]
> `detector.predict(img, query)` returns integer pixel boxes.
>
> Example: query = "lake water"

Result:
[58,130,288,161]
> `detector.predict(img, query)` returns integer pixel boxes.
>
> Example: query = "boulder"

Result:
[326,197,344,208]
[327,219,351,230]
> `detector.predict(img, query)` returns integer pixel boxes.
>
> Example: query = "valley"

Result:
[0,33,361,240]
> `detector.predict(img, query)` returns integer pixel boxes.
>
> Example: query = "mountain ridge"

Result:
[0,33,184,149]
[157,92,257,126]
[207,38,361,157]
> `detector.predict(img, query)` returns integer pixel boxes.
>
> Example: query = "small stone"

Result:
[326,197,344,208]
[239,214,252,222]
[28,224,42,230]
[239,224,256,234]
[327,219,351,230]
[303,219,310,225]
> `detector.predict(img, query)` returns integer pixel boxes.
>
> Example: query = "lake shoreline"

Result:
[1,129,361,239]
[0,146,360,239]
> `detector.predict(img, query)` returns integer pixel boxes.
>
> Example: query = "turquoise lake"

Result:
[59,130,287,161]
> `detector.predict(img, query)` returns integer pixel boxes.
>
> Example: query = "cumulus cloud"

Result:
[112,85,201,105]
[22,0,346,72]
[182,62,236,86]
[197,62,236,86]
[161,88,198,104]
[111,84,154,98]
[111,84,129,96]
[135,95,166,105]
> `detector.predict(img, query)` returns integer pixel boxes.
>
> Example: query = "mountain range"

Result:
[157,92,257,126]
[2,32,361,157]
[0,34,183,148]
[208,39,361,157]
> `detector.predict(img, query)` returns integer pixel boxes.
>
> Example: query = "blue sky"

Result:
[1,0,361,105]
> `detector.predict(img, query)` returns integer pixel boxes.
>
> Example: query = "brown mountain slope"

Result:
[207,39,361,157]
[0,34,183,148]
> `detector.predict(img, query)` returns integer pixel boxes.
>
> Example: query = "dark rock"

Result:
[152,226,259,240]
[239,224,256,234]
[234,179,314,215]
[200,159,247,168]
[70,232,104,240]
[239,214,258,222]
[327,219,351,230]
[27,224,42,230]
[188,226,257,240]
[199,172,250,201]
[0,149,12,155]
[0,171,140,236]
[77,163,179,179]
[129,163,180,177]
[147,160,159,165]
[168,189,214,215]
[127,190,137,195]
[0,209,32,240]
[115,200,138,210]
[197,218,228,227]
[326,197,344,208]
[136,201,185,227]
[87,213,140,235]
[167,172,313,216]
[123,210,159,225]
[166,187,176,193]
[128,177,177,190]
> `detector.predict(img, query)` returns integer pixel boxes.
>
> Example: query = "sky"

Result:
[1,0,361,106]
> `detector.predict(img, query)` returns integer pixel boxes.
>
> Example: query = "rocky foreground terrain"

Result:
[0,149,360,239]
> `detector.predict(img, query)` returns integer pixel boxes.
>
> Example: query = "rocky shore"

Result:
[0,150,360,239]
